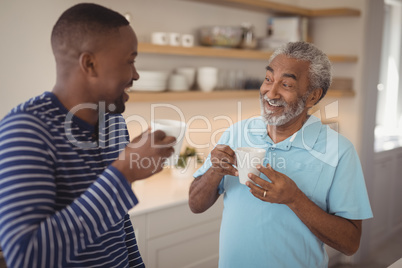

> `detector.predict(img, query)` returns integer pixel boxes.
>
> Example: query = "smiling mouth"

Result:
[265,100,285,112]
[267,100,282,107]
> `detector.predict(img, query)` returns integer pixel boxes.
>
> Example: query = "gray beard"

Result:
[260,94,307,126]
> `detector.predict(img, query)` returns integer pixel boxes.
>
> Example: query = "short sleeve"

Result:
[327,145,373,220]
[192,127,232,194]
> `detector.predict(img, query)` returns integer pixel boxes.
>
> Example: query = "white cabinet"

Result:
[371,156,393,240]
[390,152,402,226]
[130,198,224,268]
[370,148,402,247]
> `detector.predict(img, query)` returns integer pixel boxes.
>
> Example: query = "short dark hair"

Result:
[51,3,129,56]
[267,41,332,102]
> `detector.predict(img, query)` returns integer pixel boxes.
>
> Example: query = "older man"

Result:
[0,3,175,268]
[189,41,372,267]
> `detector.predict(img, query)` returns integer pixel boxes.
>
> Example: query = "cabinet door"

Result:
[390,153,402,227]
[130,214,148,263]
[146,199,223,268]
[147,219,221,268]
[146,199,223,240]
[371,156,393,241]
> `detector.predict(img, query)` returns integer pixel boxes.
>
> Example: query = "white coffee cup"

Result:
[197,67,218,92]
[235,147,266,185]
[150,119,187,166]
[168,32,181,46]
[181,34,194,47]
[151,32,168,45]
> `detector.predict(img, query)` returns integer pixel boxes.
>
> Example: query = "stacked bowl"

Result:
[130,71,169,92]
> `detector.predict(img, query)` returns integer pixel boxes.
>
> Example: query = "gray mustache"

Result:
[262,95,287,107]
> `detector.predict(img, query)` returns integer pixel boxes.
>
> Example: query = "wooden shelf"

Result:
[127,89,355,103]
[138,43,358,63]
[186,0,361,17]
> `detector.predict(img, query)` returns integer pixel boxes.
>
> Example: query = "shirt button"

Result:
[270,147,275,151]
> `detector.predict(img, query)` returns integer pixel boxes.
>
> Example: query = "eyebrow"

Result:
[265,65,297,81]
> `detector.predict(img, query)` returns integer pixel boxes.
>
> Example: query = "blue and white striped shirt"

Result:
[0,92,144,267]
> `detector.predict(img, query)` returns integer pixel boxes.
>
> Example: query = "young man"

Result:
[0,3,175,267]
[189,42,373,267]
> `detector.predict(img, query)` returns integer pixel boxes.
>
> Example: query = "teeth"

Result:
[268,101,281,107]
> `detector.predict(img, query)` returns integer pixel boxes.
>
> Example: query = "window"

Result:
[375,0,402,152]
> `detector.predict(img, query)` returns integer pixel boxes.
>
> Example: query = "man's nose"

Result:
[261,82,280,100]
[132,68,140,81]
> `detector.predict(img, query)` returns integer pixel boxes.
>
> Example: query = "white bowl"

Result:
[175,67,196,88]
[168,74,189,91]
[131,70,169,91]
[137,70,169,80]
[134,79,166,87]
[129,85,166,92]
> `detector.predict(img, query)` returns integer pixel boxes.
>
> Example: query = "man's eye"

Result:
[283,83,292,88]
[265,77,271,82]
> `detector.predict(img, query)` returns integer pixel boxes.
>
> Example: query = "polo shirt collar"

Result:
[249,115,322,151]
[291,115,322,150]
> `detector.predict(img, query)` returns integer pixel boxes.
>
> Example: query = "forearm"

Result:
[0,166,137,267]
[288,190,362,256]
[189,168,222,213]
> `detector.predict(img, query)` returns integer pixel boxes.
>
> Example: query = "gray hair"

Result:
[267,41,332,102]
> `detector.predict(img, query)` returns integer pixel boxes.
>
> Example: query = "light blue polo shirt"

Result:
[193,115,373,268]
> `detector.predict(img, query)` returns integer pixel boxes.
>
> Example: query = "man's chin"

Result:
[262,114,289,126]
[109,97,126,114]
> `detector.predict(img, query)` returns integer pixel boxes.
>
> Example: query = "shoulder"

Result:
[314,123,358,168]
[1,92,56,126]
[218,116,266,146]
[0,92,57,148]
[320,124,355,153]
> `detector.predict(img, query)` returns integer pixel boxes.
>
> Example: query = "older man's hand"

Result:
[246,164,302,205]
[209,145,238,178]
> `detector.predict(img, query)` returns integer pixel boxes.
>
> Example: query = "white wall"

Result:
[1,0,385,265]
[0,0,367,154]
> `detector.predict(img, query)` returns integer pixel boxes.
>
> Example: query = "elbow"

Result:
[188,197,207,214]
[189,206,205,214]
[341,240,361,256]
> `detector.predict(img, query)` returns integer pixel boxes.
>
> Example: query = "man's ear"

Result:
[306,88,323,108]
[79,52,97,77]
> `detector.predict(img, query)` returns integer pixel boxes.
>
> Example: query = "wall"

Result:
[0,0,381,265]
[0,0,366,155]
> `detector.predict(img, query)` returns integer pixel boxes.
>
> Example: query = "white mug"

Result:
[197,67,218,92]
[150,119,187,166]
[181,34,194,47]
[151,32,168,45]
[168,32,181,46]
[235,147,266,184]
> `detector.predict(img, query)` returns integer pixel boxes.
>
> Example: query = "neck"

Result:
[267,113,309,143]
[52,84,99,126]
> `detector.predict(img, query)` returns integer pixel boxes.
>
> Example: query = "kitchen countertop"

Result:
[128,166,199,216]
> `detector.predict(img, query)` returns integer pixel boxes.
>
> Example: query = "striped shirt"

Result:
[0,92,145,267]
